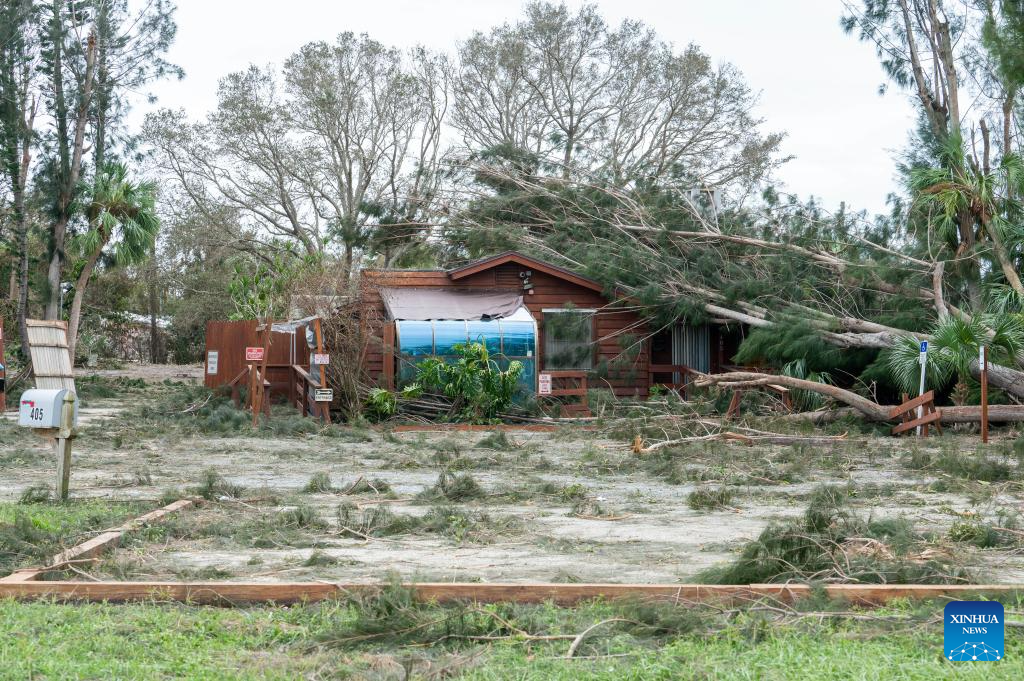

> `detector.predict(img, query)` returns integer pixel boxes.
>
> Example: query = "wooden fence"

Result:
[204,320,307,395]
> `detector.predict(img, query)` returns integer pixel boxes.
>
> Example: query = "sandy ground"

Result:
[3,367,1024,584]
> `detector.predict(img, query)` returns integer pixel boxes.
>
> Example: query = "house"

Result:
[362,251,736,398]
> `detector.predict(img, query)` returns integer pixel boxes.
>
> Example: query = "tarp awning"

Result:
[380,288,524,321]
[271,316,319,333]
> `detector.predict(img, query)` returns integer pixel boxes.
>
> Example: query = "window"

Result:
[543,308,594,370]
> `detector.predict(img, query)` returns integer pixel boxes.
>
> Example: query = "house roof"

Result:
[446,251,605,293]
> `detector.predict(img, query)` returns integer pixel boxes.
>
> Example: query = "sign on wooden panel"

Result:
[206,351,219,375]
[314,388,334,402]
[245,347,265,362]
[538,373,552,395]
[313,353,330,365]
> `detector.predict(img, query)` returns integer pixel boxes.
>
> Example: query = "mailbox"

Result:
[19,389,77,430]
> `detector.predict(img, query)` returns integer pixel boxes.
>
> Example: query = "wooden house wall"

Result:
[361,263,651,398]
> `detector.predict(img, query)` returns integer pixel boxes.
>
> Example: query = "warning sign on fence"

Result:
[245,347,265,362]
[313,353,330,365]
[538,373,552,395]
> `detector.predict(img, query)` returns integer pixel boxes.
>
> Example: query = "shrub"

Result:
[415,342,523,423]
[687,487,733,511]
[417,472,486,502]
[303,550,340,567]
[948,520,1003,548]
[341,477,393,496]
[476,430,518,451]
[278,504,325,529]
[18,485,51,505]
[304,472,334,494]
[193,469,246,500]
[700,485,971,585]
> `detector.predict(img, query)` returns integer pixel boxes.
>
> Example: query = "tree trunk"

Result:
[66,245,103,362]
[699,364,1024,423]
[45,26,97,320]
[14,176,30,358]
[981,218,1024,298]
[148,242,160,363]
[693,371,892,421]
[971,358,1024,402]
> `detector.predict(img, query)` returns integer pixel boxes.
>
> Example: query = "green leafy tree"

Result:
[909,132,1024,304]
[415,342,523,423]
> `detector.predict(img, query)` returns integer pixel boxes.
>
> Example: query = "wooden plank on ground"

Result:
[49,531,126,568]
[0,569,46,583]
[48,499,196,568]
[0,581,1019,606]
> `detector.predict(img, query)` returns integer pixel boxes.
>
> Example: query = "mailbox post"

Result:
[19,388,78,500]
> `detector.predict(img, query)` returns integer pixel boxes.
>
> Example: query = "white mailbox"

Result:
[19,388,77,430]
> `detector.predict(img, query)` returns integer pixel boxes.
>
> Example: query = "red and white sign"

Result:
[245,346,265,362]
[313,353,330,365]
[538,373,552,395]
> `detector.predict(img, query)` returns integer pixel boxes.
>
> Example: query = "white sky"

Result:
[135,0,918,216]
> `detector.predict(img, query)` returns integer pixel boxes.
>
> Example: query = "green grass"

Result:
[0,500,152,575]
[0,594,1021,679]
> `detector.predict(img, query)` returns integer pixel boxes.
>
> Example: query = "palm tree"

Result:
[886,315,1024,405]
[910,132,1024,306]
[67,163,159,360]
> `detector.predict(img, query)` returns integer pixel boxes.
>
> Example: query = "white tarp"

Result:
[380,288,524,321]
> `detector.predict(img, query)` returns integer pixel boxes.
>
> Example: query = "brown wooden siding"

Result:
[361,263,651,398]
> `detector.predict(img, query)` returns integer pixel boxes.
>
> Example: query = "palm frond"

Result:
[883,334,952,395]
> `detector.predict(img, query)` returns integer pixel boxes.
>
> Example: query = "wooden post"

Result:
[313,318,330,424]
[55,436,71,501]
[981,345,989,444]
[253,318,272,428]
[0,317,6,413]
[382,321,396,391]
[54,391,76,501]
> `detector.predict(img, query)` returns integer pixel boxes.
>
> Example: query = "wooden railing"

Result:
[544,370,591,418]
[648,364,694,397]
[292,365,331,424]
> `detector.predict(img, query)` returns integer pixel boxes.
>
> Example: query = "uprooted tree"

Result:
[432,1,1024,418]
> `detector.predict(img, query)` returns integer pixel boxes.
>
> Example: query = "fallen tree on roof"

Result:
[451,162,1024,409]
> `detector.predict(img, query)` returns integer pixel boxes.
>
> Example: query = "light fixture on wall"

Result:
[520,269,534,294]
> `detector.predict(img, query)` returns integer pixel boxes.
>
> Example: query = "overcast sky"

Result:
[137,0,918,216]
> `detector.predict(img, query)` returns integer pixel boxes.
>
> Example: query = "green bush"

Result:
[304,472,334,494]
[415,342,523,423]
